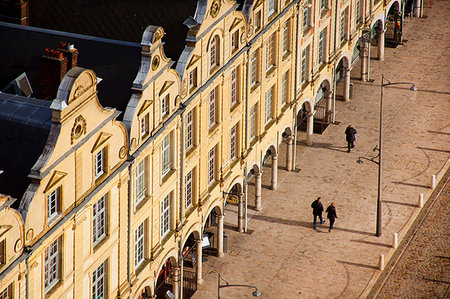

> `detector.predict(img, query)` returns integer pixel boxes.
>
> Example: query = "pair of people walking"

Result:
[311,197,337,232]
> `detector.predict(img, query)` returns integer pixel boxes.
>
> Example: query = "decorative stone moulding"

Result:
[119,146,127,159]
[210,0,221,18]
[15,239,23,253]
[26,228,34,241]
[152,55,160,71]
[71,115,87,144]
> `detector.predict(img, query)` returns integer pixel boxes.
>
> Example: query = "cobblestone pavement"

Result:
[193,1,450,298]
[372,170,450,298]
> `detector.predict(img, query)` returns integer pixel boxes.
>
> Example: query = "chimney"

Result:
[39,48,68,100]
[0,0,29,25]
[58,42,78,69]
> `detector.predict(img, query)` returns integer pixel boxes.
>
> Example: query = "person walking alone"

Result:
[345,125,357,153]
[311,197,324,229]
[326,202,337,232]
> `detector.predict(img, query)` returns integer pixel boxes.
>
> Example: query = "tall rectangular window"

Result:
[208,147,215,185]
[303,7,309,30]
[185,109,194,151]
[136,159,146,205]
[356,0,361,23]
[318,30,325,64]
[231,30,239,52]
[47,188,60,222]
[189,68,197,89]
[301,47,308,83]
[282,21,289,54]
[161,194,170,238]
[254,10,262,31]
[250,105,256,139]
[210,37,218,69]
[266,34,275,70]
[265,86,273,124]
[185,170,193,209]
[268,0,276,16]
[93,195,106,246]
[161,94,169,118]
[230,124,237,160]
[134,221,145,268]
[44,239,60,292]
[0,284,12,299]
[140,113,149,138]
[209,88,216,128]
[281,72,288,106]
[0,240,5,266]
[251,52,258,86]
[162,134,171,177]
[320,0,326,11]
[92,261,106,299]
[230,67,238,108]
[95,149,104,178]
[340,10,346,43]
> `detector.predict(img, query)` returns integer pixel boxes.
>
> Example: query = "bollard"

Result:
[418,193,424,208]
[431,175,436,189]
[379,254,385,270]
[393,232,398,249]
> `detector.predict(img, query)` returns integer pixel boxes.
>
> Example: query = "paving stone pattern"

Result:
[193,1,450,298]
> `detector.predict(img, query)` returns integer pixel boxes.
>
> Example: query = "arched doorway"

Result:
[246,164,262,212]
[203,205,224,257]
[335,56,352,101]
[281,127,294,171]
[180,230,201,298]
[370,19,385,61]
[386,2,403,47]
[223,182,245,232]
[154,256,178,299]
[296,100,314,146]
[313,80,332,133]
[261,145,278,191]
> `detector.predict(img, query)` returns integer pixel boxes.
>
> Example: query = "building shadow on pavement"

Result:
[391,181,429,189]
[337,260,378,270]
[382,199,418,208]
[351,239,392,248]
[309,142,349,153]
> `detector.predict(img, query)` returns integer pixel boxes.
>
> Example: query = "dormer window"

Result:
[140,113,149,138]
[231,30,239,53]
[268,0,277,17]
[47,187,61,223]
[95,149,105,179]
[210,35,220,71]
[161,94,169,118]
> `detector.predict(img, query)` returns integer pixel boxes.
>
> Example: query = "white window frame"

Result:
[268,0,276,16]
[92,261,106,299]
[250,105,256,139]
[303,7,309,30]
[210,36,218,70]
[318,30,325,65]
[340,10,346,43]
[161,94,169,118]
[140,113,149,138]
[161,194,170,238]
[185,109,194,151]
[208,147,215,185]
[254,10,262,31]
[47,188,59,222]
[281,72,288,106]
[230,67,238,108]
[231,30,239,52]
[320,0,327,11]
[93,195,106,246]
[209,88,216,128]
[230,124,237,160]
[265,86,273,124]
[95,149,104,179]
[135,159,146,205]
[301,47,308,83]
[0,284,12,299]
[282,21,289,54]
[356,0,361,23]
[189,68,197,89]
[134,221,145,269]
[161,134,171,177]
[185,170,193,209]
[266,34,275,70]
[44,239,60,292]
[250,52,258,86]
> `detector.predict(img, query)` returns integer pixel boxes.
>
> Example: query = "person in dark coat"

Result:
[345,125,357,153]
[326,202,337,232]
[311,197,325,229]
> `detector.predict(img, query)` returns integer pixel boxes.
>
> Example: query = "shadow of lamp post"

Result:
[218,272,261,298]
[357,74,417,237]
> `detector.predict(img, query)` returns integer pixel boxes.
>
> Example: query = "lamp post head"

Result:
[410,85,417,91]
[252,289,262,297]
[357,158,364,164]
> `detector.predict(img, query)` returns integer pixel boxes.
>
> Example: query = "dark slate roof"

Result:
[0,21,142,116]
[28,0,198,62]
[0,92,52,201]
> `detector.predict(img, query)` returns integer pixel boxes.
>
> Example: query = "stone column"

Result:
[271,154,278,190]
[306,112,314,146]
[217,213,224,257]
[344,67,351,101]
[286,136,293,171]
[255,172,262,211]
[361,42,369,81]
[378,29,385,61]
[196,239,203,285]
[414,0,422,17]
[238,192,244,232]
[325,91,333,122]
[172,266,180,299]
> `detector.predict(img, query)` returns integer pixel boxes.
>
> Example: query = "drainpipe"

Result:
[127,156,135,295]
[25,252,29,299]
[179,103,186,299]
[292,2,300,171]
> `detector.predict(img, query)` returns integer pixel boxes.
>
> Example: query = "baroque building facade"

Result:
[0,0,410,298]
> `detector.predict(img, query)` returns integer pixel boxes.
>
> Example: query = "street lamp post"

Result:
[358,74,416,237]
[217,272,261,298]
